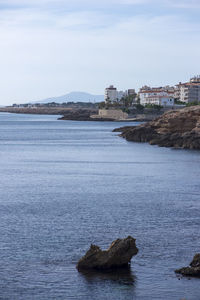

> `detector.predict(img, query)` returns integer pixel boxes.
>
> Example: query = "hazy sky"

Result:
[0,0,200,104]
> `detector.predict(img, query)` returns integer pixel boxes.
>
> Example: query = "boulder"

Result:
[76,236,138,271]
[113,105,200,150]
[175,254,200,277]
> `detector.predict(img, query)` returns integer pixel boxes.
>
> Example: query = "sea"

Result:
[0,112,200,300]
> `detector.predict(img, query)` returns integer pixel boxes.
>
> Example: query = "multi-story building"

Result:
[139,86,174,106]
[126,89,137,102]
[105,86,135,103]
[175,76,200,103]
[104,85,123,102]
[126,89,136,96]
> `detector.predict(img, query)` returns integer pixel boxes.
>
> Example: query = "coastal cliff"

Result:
[113,106,200,149]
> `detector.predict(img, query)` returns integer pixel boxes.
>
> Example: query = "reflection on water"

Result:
[1,114,200,299]
[79,265,136,287]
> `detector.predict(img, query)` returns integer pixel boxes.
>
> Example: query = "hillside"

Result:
[32,92,104,104]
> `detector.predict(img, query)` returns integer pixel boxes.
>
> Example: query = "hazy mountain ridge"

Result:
[32,92,104,104]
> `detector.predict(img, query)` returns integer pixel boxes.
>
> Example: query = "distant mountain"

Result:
[32,92,104,104]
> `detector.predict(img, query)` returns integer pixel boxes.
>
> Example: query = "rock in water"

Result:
[77,236,138,271]
[175,254,200,277]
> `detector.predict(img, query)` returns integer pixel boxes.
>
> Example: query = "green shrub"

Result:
[186,102,200,107]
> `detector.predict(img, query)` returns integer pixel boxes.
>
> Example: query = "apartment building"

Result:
[126,89,136,96]
[175,76,200,103]
[104,86,136,103]
[139,86,174,106]
[105,85,123,102]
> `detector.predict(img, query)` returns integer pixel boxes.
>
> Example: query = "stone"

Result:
[175,254,200,277]
[113,105,200,150]
[76,236,138,271]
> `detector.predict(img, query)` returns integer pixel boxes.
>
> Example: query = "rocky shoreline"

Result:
[0,107,158,122]
[113,105,200,150]
[0,107,98,117]
[0,107,110,121]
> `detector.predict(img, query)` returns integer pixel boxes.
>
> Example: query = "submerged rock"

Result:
[113,105,200,150]
[76,236,138,271]
[175,254,200,277]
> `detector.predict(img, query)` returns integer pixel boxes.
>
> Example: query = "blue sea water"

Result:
[0,112,200,300]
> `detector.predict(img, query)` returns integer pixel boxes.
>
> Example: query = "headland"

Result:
[113,105,200,149]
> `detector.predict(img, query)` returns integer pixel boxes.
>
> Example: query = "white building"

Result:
[139,87,174,106]
[175,76,200,103]
[104,85,125,102]
[144,95,174,106]
[105,86,136,103]
[105,85,118,102]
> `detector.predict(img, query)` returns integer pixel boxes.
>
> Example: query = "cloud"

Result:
[0,0,199,104]
[0,0,149,5]
[0,0,151,10]
[1,0,200,8]
[166,0,200,9]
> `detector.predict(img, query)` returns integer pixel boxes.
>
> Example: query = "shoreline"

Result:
[113,105,200,150]
[0,107,158,122]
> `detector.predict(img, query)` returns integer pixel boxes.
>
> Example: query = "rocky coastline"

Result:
[113,105,200,150]
[0,107,159,122]
[0,107,98,117]
[0,107,109,121]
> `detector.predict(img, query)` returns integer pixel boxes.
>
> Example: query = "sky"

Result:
[0,0,200,105]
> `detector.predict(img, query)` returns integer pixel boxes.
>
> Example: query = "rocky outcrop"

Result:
[76,236,138,271]
[113,106,200,149]
[175,254,200,277]
[58,109,99,121]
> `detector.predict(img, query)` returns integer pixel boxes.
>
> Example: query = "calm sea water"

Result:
[0,112,200,300]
